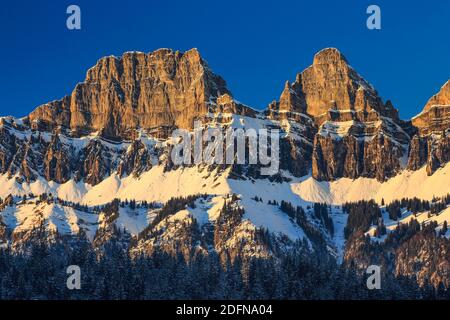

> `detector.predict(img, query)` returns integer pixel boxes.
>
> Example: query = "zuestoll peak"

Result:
[271,47,398,123]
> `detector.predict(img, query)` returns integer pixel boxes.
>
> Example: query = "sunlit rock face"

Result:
[0,47,448,187]
[269,48,410,181]
[409,80,450,175]
[28,48,230,139]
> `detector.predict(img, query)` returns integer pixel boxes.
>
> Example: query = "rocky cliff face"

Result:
[412,80,450,135]
[312,123,409,181]
[270,48,398,121]
[27,48,230,139]
[269,48,411,181]
[422,80,450,113]
[0,47,448,186]
[408,81,450,175]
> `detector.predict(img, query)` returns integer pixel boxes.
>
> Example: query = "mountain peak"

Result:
[285,48,392,119]
[312,47,348,66]
[423,79,450,112]
[412,79,450,136]
[28,48,229,138]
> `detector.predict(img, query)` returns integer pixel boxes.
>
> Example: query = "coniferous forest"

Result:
[0,194,449,300]
[0,235,448,300]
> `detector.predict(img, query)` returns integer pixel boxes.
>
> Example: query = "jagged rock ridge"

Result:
[0,47,448,186]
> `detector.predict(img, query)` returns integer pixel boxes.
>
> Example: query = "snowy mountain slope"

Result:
[367,205,450,240]
[292,163,450,204]
[0,196,162,243]
[0,147,447,260]
[1,160,448,207]
[1,199,98,240]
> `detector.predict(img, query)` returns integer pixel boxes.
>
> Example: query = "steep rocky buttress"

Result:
[269,48,412,181]
[408,80,450,175]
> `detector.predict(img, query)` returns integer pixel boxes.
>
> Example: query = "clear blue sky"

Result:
[1,0,449,119]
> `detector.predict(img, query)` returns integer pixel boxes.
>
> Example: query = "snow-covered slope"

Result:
[292,163,450,205]
[1,161,449,207]
[367,205,450,240]
[0,197,161,243]
[1,201,97,239]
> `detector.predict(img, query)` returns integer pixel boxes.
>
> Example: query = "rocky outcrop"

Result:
[0,125,18,176]
[117,140,153,177]
[266,101,316,177]
[268,81,306,114]
[284,48,398,122]
[311,117,410,181]
[269,48,409,181]
[407,134,450,175]
[77,140,114,185]
[407,135,429,171]
[313,130,407,181]
[28,48,230,139]
[43,135,71,183]
[422,80,450,113]
[0,218,7,245]
[130,195,271,263]
[408,80,450,174]
[213,94,257,117]
[425,135,450,175]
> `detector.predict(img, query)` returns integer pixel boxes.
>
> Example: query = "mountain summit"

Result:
[27,48,229,139]
[269,48,399,124]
